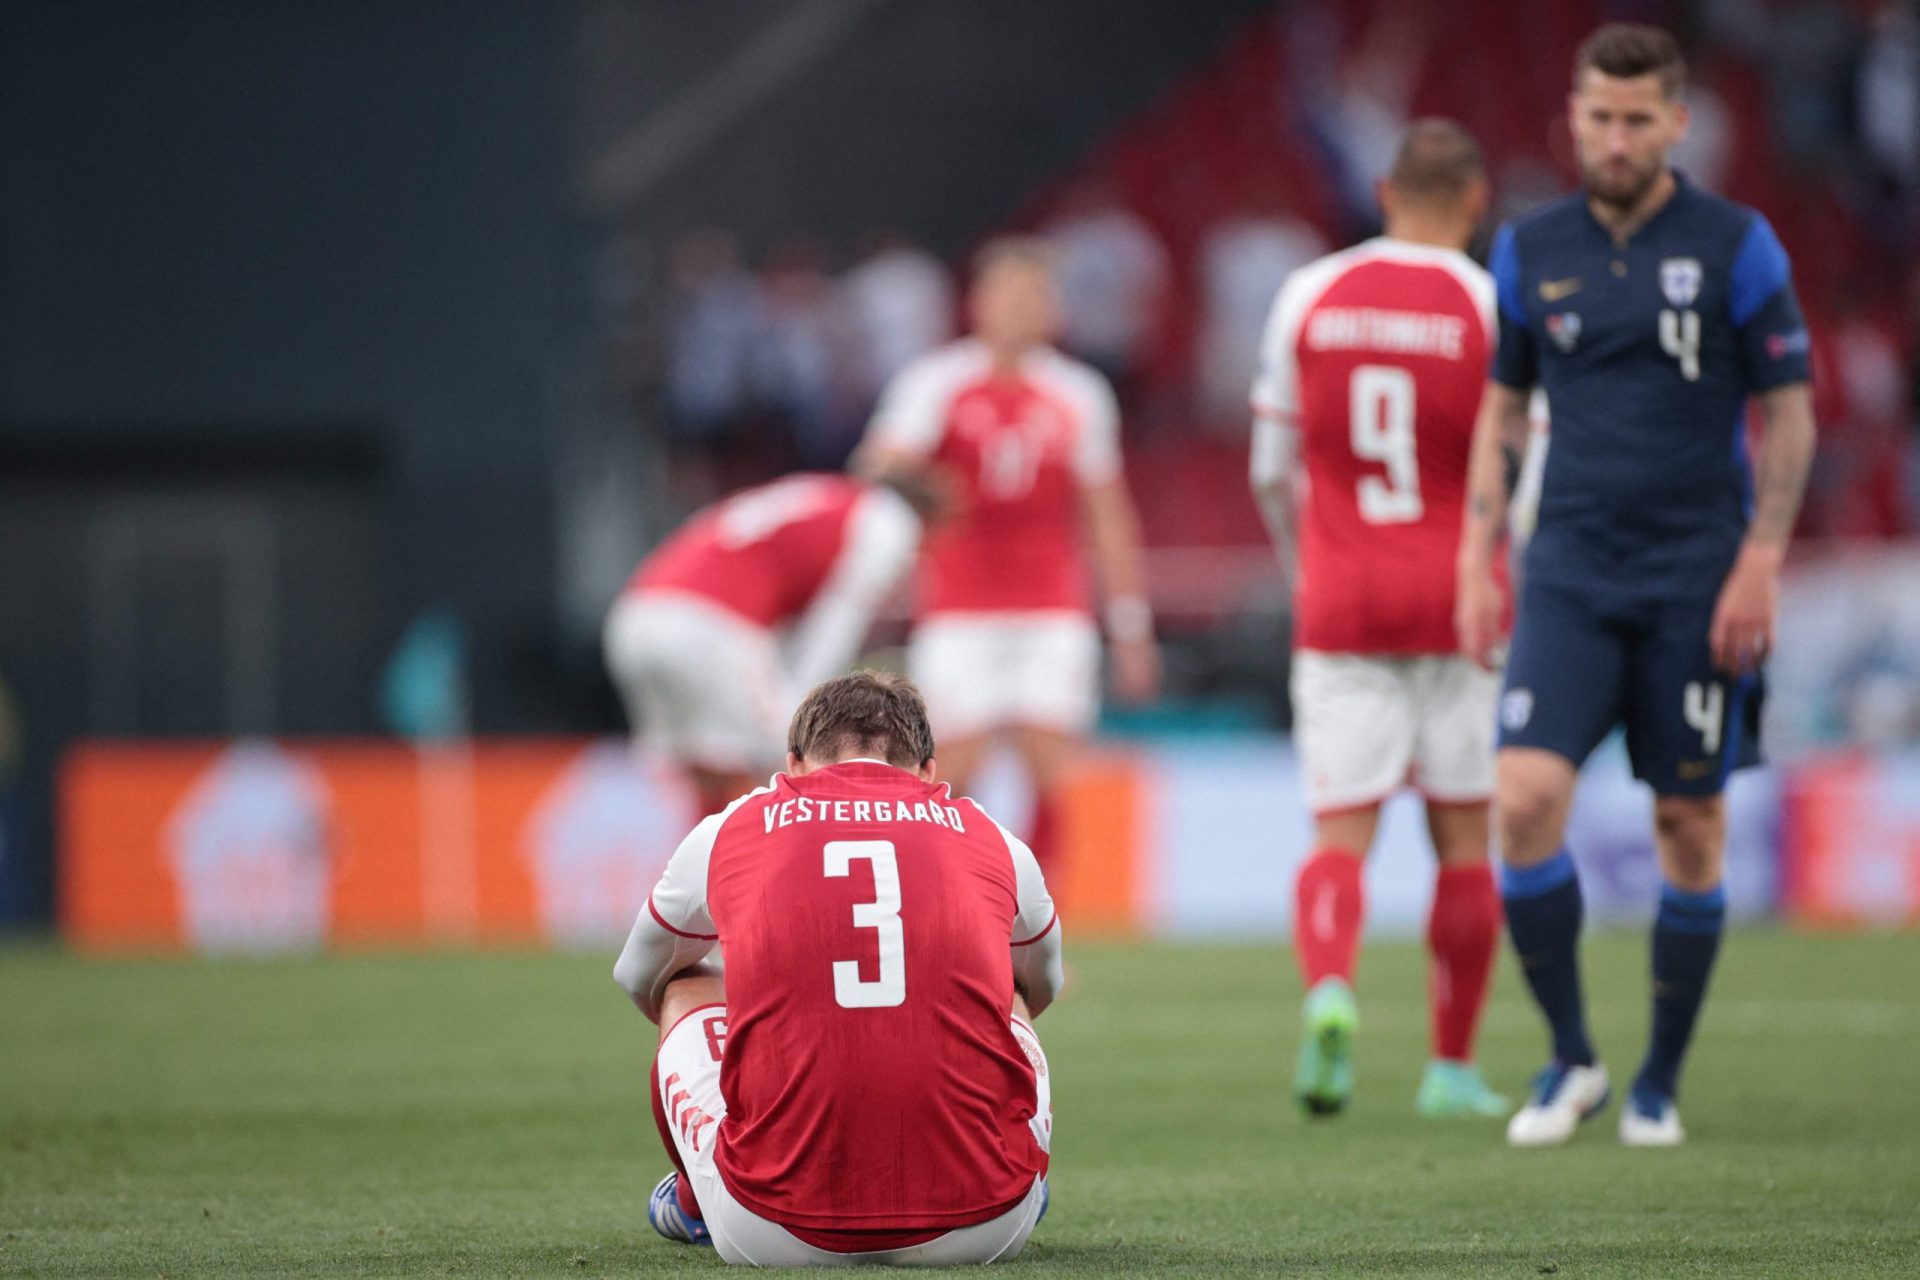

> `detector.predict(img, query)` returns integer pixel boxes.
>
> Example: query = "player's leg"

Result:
[1287,652,1417,1116]
[1496,583,1628,1144]
[906,615,1003,798]
[1410,657,1507,1116]
[649,971,727,1250]
[1002,613,1102,873]
[1618,601,1758,1144]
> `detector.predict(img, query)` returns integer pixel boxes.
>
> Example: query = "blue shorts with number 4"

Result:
[1498,578,1763,796]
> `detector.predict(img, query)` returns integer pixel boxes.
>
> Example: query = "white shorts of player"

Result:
[909,611,1100,741]
[1291,651,1500,815]
[603,592,788,774]
[655,1004,1051,1267]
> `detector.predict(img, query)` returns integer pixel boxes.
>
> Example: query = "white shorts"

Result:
[909,612,1101,740]
[655,1005,1051,1268]
[603,592,788,774]
[1291,651,1499,814]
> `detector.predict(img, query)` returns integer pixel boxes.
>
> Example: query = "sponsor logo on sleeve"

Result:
[1765,329,1811,360]
[1659,257,1703,307]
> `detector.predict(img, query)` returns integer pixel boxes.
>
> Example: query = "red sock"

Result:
[649,1059,704,1219]
[1294,847,1365,988]
[1427,862,1501,1062]
[1027,791,1063,878]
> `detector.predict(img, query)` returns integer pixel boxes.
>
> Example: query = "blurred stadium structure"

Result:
[3,1,1916,941]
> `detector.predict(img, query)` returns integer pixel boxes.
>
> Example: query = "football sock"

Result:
[1636,880,1726,1100]
[1500,848,1596,1067]
[1027,792,1063,878]
[1427,861,1501,1062]
[1294,847,1365,988]
[649,1060,705,1220]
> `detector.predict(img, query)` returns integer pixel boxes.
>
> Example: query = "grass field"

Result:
[3,930,1918,1277]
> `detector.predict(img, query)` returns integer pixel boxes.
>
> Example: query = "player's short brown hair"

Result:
[971,235,1055,282]
[1575,23,1686,98]
[1386,119,1485,205]
[788,670,936,769]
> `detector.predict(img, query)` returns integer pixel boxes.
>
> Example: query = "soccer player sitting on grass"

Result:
[614,670,1063,1265]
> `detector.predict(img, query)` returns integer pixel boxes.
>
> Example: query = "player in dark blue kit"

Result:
[1454,25,1817,1147]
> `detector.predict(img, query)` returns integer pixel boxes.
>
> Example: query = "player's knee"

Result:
[1495,752,1575,861]
[1653,796,1725,888]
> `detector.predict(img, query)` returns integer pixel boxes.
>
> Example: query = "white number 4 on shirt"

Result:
[1660,309,1702,382]
[823,840,907,1008]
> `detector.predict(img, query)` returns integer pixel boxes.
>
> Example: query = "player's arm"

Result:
[849,358,944,482]
[783,488,922,697]
[1709,380,1814,675]
[1248,410,1299,587]
[1455,381,1531,667]
[1003,825,1065,1018]
[1080,476,1161,704]
[612,812,724,1023]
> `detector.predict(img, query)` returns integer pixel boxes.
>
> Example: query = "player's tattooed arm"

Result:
[1745,382,1817,549]
[1455,382,1529,666]
[1709,381,1815,675]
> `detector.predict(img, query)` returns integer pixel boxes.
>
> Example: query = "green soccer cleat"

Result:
[1294,978,1357,1117]
[1415,1059,1512,1118]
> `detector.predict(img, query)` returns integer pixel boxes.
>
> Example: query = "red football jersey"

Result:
[1253,239,1504,653]
[630,474,867,627]
[864,340,1122,615]
[686,762,1052,1234]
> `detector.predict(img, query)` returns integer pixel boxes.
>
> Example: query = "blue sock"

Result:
[1635,881,1726,1101]
[1500,849,1596,1067]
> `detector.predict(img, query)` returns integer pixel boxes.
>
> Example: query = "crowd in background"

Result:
[610,0,1919,540]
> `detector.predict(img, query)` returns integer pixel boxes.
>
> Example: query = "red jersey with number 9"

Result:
[863,339,1123,616]
[629,474,864,626]
[1252,239,1503,653]
[703,761,1051,1233]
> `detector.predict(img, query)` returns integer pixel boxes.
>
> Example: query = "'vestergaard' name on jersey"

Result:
[1305,308,1469,359]
[763,795,968,834]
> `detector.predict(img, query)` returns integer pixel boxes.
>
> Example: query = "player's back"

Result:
[631,474,864,626]
[874,340,1120,615]
[1265,240,1496,653]
[706,761,1046,1230]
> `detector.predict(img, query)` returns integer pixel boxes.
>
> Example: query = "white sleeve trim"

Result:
[1250,253,1343,420]
[973,802,1065,1017]
[612,788,766,1020]
[860,343,980,461]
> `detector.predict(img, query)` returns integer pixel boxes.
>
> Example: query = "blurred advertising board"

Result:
[1780,750,1920,927]
[60,733,1818,954]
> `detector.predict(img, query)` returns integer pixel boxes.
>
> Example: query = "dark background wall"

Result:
[0,0,583,921]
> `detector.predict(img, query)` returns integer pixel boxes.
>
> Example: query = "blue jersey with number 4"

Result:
[1490,174,1811,600]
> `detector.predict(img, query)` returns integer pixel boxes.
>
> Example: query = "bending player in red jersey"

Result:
[852,238,1160,873]
[604,473,941,816]
[615,670,1062,1266]
[1251,121,1509,1119]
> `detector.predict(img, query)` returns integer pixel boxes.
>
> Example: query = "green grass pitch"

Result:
[4,930,1917,1277]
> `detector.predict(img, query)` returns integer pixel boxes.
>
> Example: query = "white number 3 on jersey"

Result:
[823,840,907,1008]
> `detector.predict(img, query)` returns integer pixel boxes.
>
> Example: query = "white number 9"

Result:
[1349,364,1423,524]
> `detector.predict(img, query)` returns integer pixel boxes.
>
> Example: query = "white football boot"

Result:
[1506,1061,1611,1147]
[1618,1084,1686,1147]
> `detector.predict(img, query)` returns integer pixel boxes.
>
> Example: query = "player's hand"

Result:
[1110,636,1162,705]
[1710,542,1782,676]
[1454,560,1506,670]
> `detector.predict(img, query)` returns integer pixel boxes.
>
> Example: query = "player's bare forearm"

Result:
[849,441,920,482]
[1249,414,1298,586]
[1744,381,1816,551]
[1456,382,1530,570]
[1080,478,1149,603]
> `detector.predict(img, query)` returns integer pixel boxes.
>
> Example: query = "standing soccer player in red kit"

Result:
[1251,121,1509,1119]
[853,238,1160,872]
[615,671,1062,1266]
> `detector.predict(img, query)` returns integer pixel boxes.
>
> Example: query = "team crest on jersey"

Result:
[1546,312,1581,353]
[1660,257,1703,308]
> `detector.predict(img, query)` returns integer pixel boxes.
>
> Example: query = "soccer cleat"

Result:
[1505,1061,1611,1146]
[1619,1083,1685,1147]
[1294,977,1358,1117]
[648,1173,712,1246]
[1416,1060,1511,1118]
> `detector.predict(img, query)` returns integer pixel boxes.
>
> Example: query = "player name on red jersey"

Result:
[1305,307,1471,360]
[761,794,968,834]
